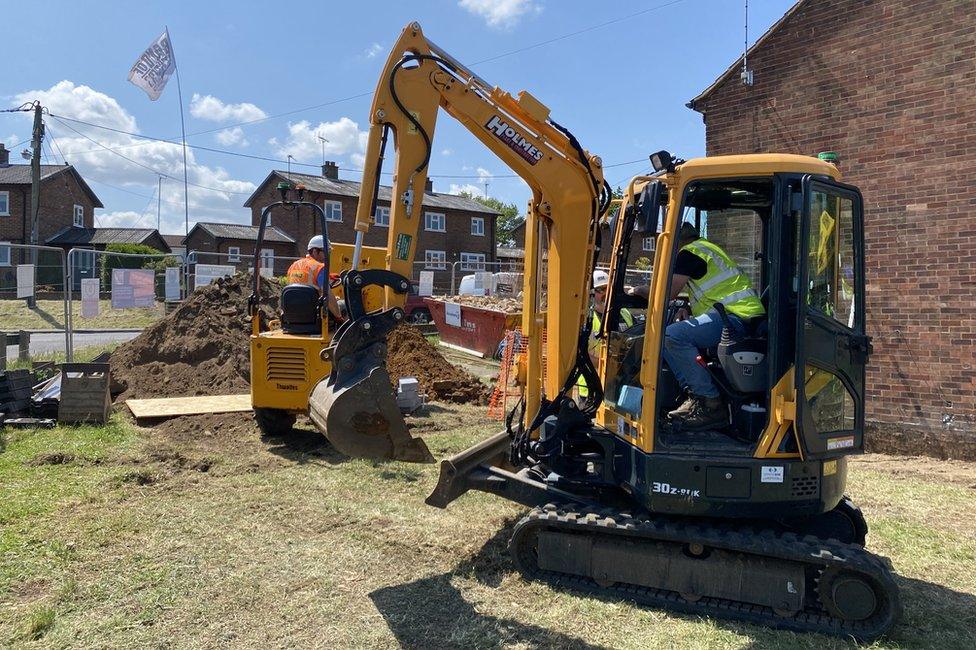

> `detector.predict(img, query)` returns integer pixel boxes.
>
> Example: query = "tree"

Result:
[457,192,521,247]
[100,243,179,285]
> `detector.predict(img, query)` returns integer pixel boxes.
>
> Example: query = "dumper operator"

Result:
[286,235,344,321]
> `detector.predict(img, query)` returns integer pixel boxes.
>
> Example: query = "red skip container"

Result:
[425,298,521,357]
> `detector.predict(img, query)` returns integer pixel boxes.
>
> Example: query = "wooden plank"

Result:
[126,394,252,420]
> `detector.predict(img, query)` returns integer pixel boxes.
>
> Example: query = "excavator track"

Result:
[510,504,900,642]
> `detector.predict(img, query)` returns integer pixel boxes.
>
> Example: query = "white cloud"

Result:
[364,43,383,59]
[274,118,369,170]
[3,133,20,149]
[441,148,453,156]
[449,167,493,197]
[189,93,267,123]
[14,81,256,234]
[215,127,248,147]
[97,210,145,228]
[458,0,540,28]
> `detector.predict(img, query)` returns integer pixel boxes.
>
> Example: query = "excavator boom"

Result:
[310,21,607,461]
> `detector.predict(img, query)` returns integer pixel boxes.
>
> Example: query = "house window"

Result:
[642,236,654,252]
[425,212,446,232]
[424,250,446,270]
[375,206,390,227]
[325,200,343,222]
[260,248,274,271]
[0,242,10,266]
[471,217,485,236]
[0,191,9,216]
[460,252,486,271]
[74,204,84,227]
[228,246,241,262]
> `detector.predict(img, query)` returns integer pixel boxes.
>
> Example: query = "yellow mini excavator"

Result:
[308,22,901,640]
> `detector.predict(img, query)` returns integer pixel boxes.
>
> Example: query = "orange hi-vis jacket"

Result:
[286,255,325,290]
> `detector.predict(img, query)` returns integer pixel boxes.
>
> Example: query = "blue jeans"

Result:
[662,310,742,399]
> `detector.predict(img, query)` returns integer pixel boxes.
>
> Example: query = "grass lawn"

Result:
[1,406,974,648]
[0,299,161,331]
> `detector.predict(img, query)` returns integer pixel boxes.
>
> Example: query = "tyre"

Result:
[254,407,297,436]
[409,308,432,324]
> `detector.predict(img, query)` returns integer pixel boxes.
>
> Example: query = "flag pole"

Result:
[168,27,190,238]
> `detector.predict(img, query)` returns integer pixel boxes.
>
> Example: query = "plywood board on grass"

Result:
[126,394,252,421]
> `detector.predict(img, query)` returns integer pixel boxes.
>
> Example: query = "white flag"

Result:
[127,29,177,101]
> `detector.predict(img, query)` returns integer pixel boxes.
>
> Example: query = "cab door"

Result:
[795,177,871,457]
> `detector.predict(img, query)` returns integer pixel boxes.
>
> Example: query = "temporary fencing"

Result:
[185,250,300,291]
[0,243,70,364]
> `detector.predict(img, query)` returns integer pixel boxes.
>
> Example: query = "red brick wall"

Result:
[247,183,498,271]
[1,169,97,263]
[693,0,976,435]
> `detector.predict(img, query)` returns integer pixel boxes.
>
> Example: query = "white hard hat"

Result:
[592,269,610,289]
[307,235,325,251]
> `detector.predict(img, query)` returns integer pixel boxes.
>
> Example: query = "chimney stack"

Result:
[425,178,433,193]
[0,143,9,167]
[322,160,339,180]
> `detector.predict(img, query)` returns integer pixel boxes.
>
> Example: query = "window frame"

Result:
[227,246,241,262]
[73,204,84,227]
[0,241,10,266]
[642,236,654,252]
[424,211,446,232]
[424,249,447,270]
[374,205,390,227]
[471,216,485,236]
[324,200,343,222]
[0,191,9,216]
[460,251,487,271]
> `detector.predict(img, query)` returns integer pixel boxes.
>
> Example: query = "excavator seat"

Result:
[280,284,321,335]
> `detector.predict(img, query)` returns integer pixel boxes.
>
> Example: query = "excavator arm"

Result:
[310,21,609,462]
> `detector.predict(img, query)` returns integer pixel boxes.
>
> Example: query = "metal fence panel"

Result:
[0,243,69,364]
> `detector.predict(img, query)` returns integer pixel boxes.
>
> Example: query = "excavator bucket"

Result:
[308,331,434,464]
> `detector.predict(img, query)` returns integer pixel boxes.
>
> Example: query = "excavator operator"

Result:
[663,222,764,430]
[287,235,343,321]
[578,269,634,399]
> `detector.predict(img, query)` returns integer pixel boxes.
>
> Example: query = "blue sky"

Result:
[1,0,797,235]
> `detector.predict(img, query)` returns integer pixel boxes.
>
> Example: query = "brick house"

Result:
[0,143,102,270]
[687,0,976,444]
[44,227,173,289]
[511,219,652,269]
[242,162,499,278]
[183,222,296,275]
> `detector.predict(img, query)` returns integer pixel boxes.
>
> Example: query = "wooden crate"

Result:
[58,363,111,424]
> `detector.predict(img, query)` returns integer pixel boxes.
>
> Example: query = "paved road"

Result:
[5,331,141,360]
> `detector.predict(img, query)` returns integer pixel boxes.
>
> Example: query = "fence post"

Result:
[1,334,7,372]
[18,330,30,363]
[450,261,458,295]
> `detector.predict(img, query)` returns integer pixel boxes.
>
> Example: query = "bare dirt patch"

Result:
[852,454,976,488]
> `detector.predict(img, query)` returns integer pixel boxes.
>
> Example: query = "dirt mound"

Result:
[110,274,280,401]
[109,274,488,407]
[386,325,490,404]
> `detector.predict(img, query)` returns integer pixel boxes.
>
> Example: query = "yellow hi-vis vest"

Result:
[681,239,765,319]
[578,308,633,397]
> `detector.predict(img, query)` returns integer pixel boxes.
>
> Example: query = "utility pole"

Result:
[27,101,43,309]
[157,176,163,231]
[318,136,329,165]
[484,180,489,199]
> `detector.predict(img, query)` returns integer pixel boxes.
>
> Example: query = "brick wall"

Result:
[1,169,97,263]
[184,230,296,276]
[247,183,498,272]
[692,0,976,436]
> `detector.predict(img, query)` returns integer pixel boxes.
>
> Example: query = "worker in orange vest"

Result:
[287,235,343,320]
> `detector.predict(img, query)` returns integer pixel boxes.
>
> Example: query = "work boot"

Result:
[669,395,727,431]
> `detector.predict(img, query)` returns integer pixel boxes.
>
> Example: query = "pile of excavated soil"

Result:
[110,275,489,406]
[110,274,280,402]
[386,325,490,404]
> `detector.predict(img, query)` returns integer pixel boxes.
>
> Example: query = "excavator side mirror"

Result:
[636,181,662,234]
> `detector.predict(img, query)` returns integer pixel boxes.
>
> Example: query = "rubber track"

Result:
[510,504,901,642]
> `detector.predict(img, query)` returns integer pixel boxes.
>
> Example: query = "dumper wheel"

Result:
[254,408,297,437]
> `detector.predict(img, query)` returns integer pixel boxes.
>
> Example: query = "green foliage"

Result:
[99,244,178,285]
[457,192,522,247]
[634,256,652,270]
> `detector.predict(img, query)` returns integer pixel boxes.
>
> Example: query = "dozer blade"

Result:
[309,343,434,463]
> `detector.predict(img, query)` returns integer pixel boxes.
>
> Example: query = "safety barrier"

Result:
[184,250,300,292]
[0,243,70,362]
